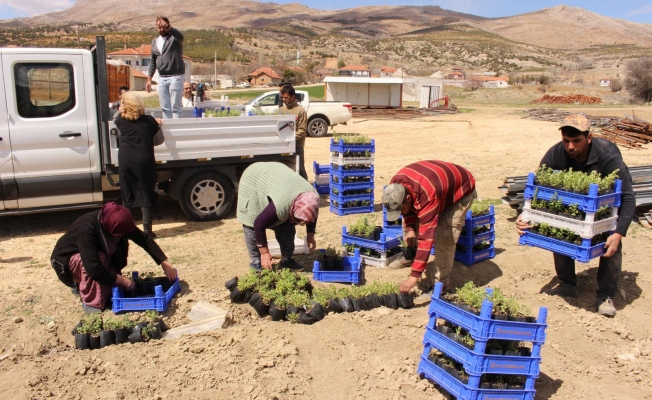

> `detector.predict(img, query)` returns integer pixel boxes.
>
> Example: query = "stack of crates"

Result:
[519,172,622,262]
[382,205,496,266]
[418,282,547,400]
[312,161,330,195]
[329,138,375,216]
[341,225,402,267]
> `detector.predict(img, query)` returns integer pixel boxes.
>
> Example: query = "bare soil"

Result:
[1,106,652,399]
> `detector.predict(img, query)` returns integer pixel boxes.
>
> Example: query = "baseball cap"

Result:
[382,184,405,221]
[560,114,590,132]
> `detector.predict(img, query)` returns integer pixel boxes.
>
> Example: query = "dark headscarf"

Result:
[100,202,136,235]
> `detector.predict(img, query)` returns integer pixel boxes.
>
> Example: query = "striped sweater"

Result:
[389,160,475,277]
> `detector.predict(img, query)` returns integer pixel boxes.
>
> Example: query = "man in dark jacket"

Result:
[279,84,308,180]
[516,114,635,317]
[146,16,185,119]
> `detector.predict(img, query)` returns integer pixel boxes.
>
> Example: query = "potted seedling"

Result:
[313,287,341,314]
[144,310,163,339]
[470,201,490,217]
[350,285,369,311]
[268,294,288,322]
[399,238,417,261]
[233,271,259,304]
[596,205,612,221]
[74,314,99,350]
[396,290,414,309]
[287,290,311,323]
[318,245,343,271]
[78,313,103,350]
[455,326,475,350]
[99,315,117,348]
[113,315,135,345]
[599,169,619,194]
[336,288,355,313]
[373,281,399,310]
[128,320,150,343]
[224,277,238,292]
[363,287,382,310]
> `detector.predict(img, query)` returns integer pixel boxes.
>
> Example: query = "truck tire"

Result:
[179,171,234,221]
[308,117,328,137]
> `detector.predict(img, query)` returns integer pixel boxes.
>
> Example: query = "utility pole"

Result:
[214,51,217,88]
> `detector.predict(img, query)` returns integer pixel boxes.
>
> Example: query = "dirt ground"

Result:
[2,106,652,400]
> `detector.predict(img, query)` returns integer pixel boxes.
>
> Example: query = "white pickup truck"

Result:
[245,90,352,137]
[0,37,298,221]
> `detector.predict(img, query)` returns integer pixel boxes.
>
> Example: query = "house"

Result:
[107,44,192,86]
[600,78,611,87]
[215,74,234,89]
[447,71,465,80]
[323,76,403,108]
[380,67,397,77]
[338,65,370,77]
[247,67,281,86]
[475,76,510,88]
[314,68,334,80]
[131,69,149,91]
[401,75,445,108]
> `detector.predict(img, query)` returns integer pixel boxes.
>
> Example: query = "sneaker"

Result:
[249,263,263,272]
[596,297,616,317]
[543,282,578,298]
[280,258,305,272]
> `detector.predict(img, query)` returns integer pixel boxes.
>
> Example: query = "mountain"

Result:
[2,1,652,50]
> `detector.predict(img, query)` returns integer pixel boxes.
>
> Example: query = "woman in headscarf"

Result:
[237,162,320,271]
[50,202,177,313]
[114,91,162,237]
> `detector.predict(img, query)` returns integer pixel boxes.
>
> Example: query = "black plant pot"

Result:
[326,298,342,313]
[434,358,442,367]
[490,349,503,355]
[365,293,382,309]
[114,328,131,344]
[447,332,458,342]
[248,293,261,307]
[149,323,163,340]
[383,294,399,310]
[518,347,532,357]
[493,313,508,321]
[244,291,254,304]
[492,383,507,390]
[437,325,451,335]
[402,246,417,261]
[397,293,414,309]
[71,321,82,336]
[297,311,315,325]
[253,298,270,317]
[505,350,519,356]
[157,318,170,332]
[141,280,155,296]
[372,227,382,241]
[307,303,325,321]
[525,316,537,323]
[459,376,469,385]
[286,306,301,320]
[449,369,460,380]
[443,364,454,375]
[229,288,246,304]
[481,382,491,389]
[268,303,286,321]
[338,297,355,313]
[224,277,238,292]
[325,257,342,271]
[89,335,101,350]
[99,330,115,348]
[352,297,369,312]
[75,333,90,350]
[128,322,149,344]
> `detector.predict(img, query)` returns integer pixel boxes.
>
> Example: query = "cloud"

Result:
[628,5,652,15]
[0,0,76,17]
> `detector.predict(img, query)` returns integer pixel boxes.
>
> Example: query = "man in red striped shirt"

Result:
[382,160,477,293]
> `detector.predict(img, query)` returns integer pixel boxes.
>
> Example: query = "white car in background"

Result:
[235,82,251,88]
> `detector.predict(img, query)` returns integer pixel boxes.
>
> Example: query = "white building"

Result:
[323,76,403,108]
[600,78,611,87]
[107,44,192,87]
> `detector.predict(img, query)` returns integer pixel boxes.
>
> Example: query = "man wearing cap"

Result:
[383,161,477,293]
[516,114,635,317]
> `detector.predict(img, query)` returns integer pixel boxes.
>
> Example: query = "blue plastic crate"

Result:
[523,173,622,213]
[464,205,496,230]
[313,161,331,175]
[112,273,181,313]
[329,192,374,204]
[422,327,542,376]
[313,248,362,284]
[418,343,537,400]
[313,182,330,195]
[455,245,496,266]
[341,226,401,252]
[330,138,375,154]
[330,179,374,192]
[427,283,548,343]
[457,229,496,247]
[330,166,375,179]
[519,231,605,263]
[330,204,375,216]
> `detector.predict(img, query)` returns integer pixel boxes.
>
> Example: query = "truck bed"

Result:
[108,115,296,165]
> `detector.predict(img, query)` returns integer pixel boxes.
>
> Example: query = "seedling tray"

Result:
[112,276,181,313]
[518,231,605,263]
[455,246,496,266]
[418,343,536,400]
[313,182,330,195]
[329,192,374,204]
[330,166,375,179]
[343,249,403,268]
[464,206,496,230]
[520,203,617,239]
[422,327,541,376]
[330,204,375,216]
[313,248,362,284]
[457,230,496,247]
[427,283,548,343]
[330,180,374,192]
[330,138,375,154]
[312,161,330,175]
[341,226,401,252]
[523,172,622,212]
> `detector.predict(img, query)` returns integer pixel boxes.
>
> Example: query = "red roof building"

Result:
[247,67,282,86]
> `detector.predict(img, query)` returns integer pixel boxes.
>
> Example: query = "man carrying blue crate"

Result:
[382,160,477,294]
[516,114,635,317]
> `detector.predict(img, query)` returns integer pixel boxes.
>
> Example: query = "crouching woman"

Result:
[50,202,177,313]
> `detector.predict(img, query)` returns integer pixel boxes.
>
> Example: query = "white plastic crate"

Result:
[343,249,404,268]
[521,199,618,239]
[330,155,375,166]
[268,235,310,257]
[315,174,330,185]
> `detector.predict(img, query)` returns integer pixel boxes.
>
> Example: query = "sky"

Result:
[0,0,651,24]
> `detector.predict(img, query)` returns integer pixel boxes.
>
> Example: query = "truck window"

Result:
[14,63,76,119]
[258,93,278,106]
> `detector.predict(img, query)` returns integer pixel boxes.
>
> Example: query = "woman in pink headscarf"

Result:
[50,202,177,313]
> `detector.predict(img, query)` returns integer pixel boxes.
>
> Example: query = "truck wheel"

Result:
[308,118,328,137]
[179,171,234,221]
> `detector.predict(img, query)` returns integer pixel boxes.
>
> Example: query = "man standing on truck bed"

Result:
[147,16,185,119]
[516,114,635,317]
[279,84,308,180]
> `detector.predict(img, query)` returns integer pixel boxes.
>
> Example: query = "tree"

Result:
[610,79,623,93]
[465,79,483,91]
[282,68,296,83]
[337,59,346,69]
[623,58,652,102]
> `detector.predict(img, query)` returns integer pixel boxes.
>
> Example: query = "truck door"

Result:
[0,55,16,210]
[2,53,95,209]
[253,93,280,114]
